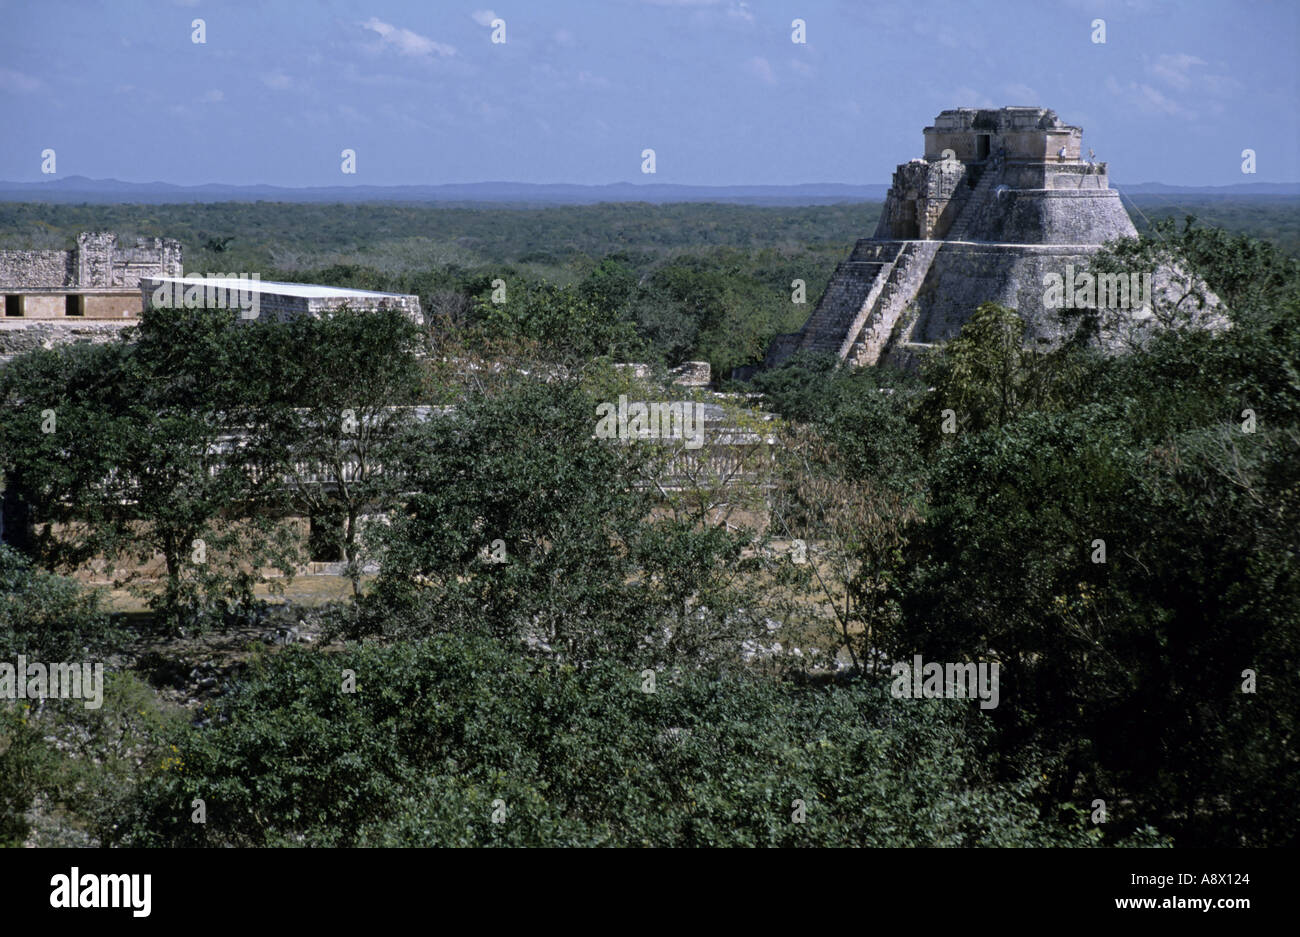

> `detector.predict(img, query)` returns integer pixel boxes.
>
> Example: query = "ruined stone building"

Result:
[766,107,1165,370]
[0,234,424,364]
[0,232,183,362]
[139,276,423,325]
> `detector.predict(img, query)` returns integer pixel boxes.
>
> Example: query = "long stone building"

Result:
[0,234,423,364]
[139,275,423,324]
[766,107,1176,370]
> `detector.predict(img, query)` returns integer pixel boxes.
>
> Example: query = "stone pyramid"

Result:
[765,107,1153,370]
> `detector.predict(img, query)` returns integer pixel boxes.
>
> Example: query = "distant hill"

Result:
[0,177,891,206]
[0,176,1294,207]
[1114,181,1300,195]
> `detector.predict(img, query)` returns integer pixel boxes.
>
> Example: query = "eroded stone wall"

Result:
[0,320,132,365]
[0,250,75,289]
[0,233,182,290]
[965,189,1137,245]
[874,159,972,240]
[137,279,424,326]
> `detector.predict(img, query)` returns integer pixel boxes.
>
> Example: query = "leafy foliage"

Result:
[0,544,116,660]
[115,633,1152,847]
[2,204,1297,848]
[359,378,754,669]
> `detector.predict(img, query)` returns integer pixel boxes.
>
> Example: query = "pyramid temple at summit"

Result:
[765,107,1153,370]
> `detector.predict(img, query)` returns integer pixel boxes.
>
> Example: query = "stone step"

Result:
[794,258,895,354]
[946,160,1001,241]
[843,239,943,365]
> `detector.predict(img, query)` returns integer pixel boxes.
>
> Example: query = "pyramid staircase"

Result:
[764,157,1004,369]
[844,239,942,365]
[766,239,944,368]
[792,242,902,358]
[944,158,1000,242]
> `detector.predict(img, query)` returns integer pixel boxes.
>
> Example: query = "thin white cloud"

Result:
[1200,72,1244,99]
[200,89,224,103]
[1106,53,1240,121]
[1146,53,1240,103]
[747,56,776,85]
[262,72,293,91]
[1062,0,1156,14]
[0,67,42,93]
[1105,75,1194,119]
[1136,83,1189,117]
[953,86,994,109]
[361,18,456,58]
[471,10,498,27]
[1149,53,1206,91]
[642,0,754,26]
[1002,83,1040,104]
[728,2,754,23]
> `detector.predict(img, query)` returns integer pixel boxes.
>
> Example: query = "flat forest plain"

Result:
[2,195,1296,376]
[1,194,1297,848]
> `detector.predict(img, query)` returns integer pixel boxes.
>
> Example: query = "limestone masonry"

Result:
[1,232,182,361]
[765,107,1162,370]
[1,234,422,364]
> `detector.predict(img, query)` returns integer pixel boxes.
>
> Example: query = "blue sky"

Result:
[1,0,1296,186]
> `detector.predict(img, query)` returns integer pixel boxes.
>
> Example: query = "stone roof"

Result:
[927,107,1078,134]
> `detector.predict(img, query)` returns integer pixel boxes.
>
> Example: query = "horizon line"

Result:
[2,177,1298,190]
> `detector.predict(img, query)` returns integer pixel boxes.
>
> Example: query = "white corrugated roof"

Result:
[146,277,411,300]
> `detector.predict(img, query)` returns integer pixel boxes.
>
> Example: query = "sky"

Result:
[0,0,1296,187]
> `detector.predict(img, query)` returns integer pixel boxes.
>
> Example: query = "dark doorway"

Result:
[65,294,85,316]
[4,295,22,317]
[1,486,33,552]
[309,512,344,562]
[976,135,991,161]
[896,200,919,239]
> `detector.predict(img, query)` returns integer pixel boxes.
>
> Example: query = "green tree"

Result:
[242,308,425,599]
[115,633,1155,847]
[361,377,752,668]
[916,302,1087,450]
[473,281,643,365]
[0,342,133,571]
[898,403,1300,845]
[0,547,121,846]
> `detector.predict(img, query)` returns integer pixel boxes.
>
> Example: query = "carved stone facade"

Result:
[1,232,183,362]
[876,157,971,241]
[0,232,182,293]
[1,237,425,363]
